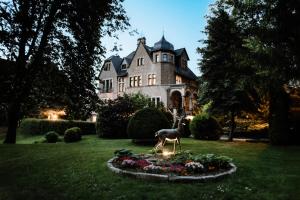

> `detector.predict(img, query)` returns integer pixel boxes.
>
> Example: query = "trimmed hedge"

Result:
[127,108,170,143]
[18,118,95,135]
[64,127,82,143]
[190,113,223,140]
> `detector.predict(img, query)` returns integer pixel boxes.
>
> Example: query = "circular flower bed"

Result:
[107,149,237,182]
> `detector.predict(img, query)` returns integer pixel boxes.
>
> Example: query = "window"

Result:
[129,76,142,87]
[148,74,156,85]
[176,75,182,84]
[162,54,168,62]
[169,55,174,63]
[103,79,113,92]
[155,54,160,63]
[141,58,144,65]
[138,76,142,86]
[118,77,125,92]
[103,62,111,71]
[121,64,127,70]
[150,97,161,106]
[129,77,134,87]
[137,58,144,66]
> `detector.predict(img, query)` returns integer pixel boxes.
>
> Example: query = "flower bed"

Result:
[107,149,237,182]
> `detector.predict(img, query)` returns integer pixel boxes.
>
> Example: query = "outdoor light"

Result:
[186,115,194,120]
[43,110,66,120]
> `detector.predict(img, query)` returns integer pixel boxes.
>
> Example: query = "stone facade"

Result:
[98,36,198,114]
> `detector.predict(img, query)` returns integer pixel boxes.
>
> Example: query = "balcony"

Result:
[99,88,113,93]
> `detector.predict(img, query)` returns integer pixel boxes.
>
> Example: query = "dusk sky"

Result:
[102,0,215,76]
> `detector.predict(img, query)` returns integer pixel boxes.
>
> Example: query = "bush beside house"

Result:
[127,107,170,143]
[96,93,170,139]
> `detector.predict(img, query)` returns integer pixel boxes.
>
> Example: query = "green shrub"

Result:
[127,107,170,143]
[189,113,223,140]
[64,127,82,143]
[45,131,59,143]
[18,118,95,135]
[96,93,152,139]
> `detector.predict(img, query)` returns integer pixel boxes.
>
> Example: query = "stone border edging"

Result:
[107,157,237,182]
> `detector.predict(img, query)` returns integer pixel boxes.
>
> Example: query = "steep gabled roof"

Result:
[102,55,124,76]
[175,65,197,81]
[175,48,190,60]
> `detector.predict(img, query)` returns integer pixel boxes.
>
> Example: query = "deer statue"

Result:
[154,115,185,153]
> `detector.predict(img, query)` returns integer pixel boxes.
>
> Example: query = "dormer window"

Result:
[121,64,127,70]
[162,54,168,62]
[104,62,111,71]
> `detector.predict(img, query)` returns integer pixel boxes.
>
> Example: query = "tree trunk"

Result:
[269,85,290,145]
[228,109,235,141]
[3,102,21,144]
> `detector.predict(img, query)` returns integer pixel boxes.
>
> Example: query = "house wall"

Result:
[127,43,162,85]
[98,61,118,100]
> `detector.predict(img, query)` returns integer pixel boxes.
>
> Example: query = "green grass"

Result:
[0,135,300,200]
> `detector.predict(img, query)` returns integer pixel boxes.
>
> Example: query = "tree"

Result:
[198,2,258,141]
[226,0,300,144]
[0,0,129,143]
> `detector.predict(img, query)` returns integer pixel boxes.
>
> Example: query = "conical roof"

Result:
[153,35,174,51]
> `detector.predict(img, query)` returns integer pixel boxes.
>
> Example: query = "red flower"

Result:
[117,156,133,162]
[135,159,151,168]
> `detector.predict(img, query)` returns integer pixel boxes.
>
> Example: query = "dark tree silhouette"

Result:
[0,0,129,143]
[198,3,257,141]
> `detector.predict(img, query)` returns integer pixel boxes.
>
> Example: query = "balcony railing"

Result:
[99,88,113,93]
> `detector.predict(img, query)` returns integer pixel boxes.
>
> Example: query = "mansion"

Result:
[98,36,198,115]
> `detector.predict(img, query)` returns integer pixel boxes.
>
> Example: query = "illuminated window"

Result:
[176,75,182,84]
[129,77,133,87]
[148,74,156,85]
[129,76,142,87]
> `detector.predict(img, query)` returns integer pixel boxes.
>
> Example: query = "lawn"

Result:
[0,135,300,200]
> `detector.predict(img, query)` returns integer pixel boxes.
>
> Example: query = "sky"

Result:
[101,0,215,76]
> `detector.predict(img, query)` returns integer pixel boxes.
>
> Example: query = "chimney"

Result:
[137,37,146,45]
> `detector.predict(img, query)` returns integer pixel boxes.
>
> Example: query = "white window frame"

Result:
[118,77,125,92]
